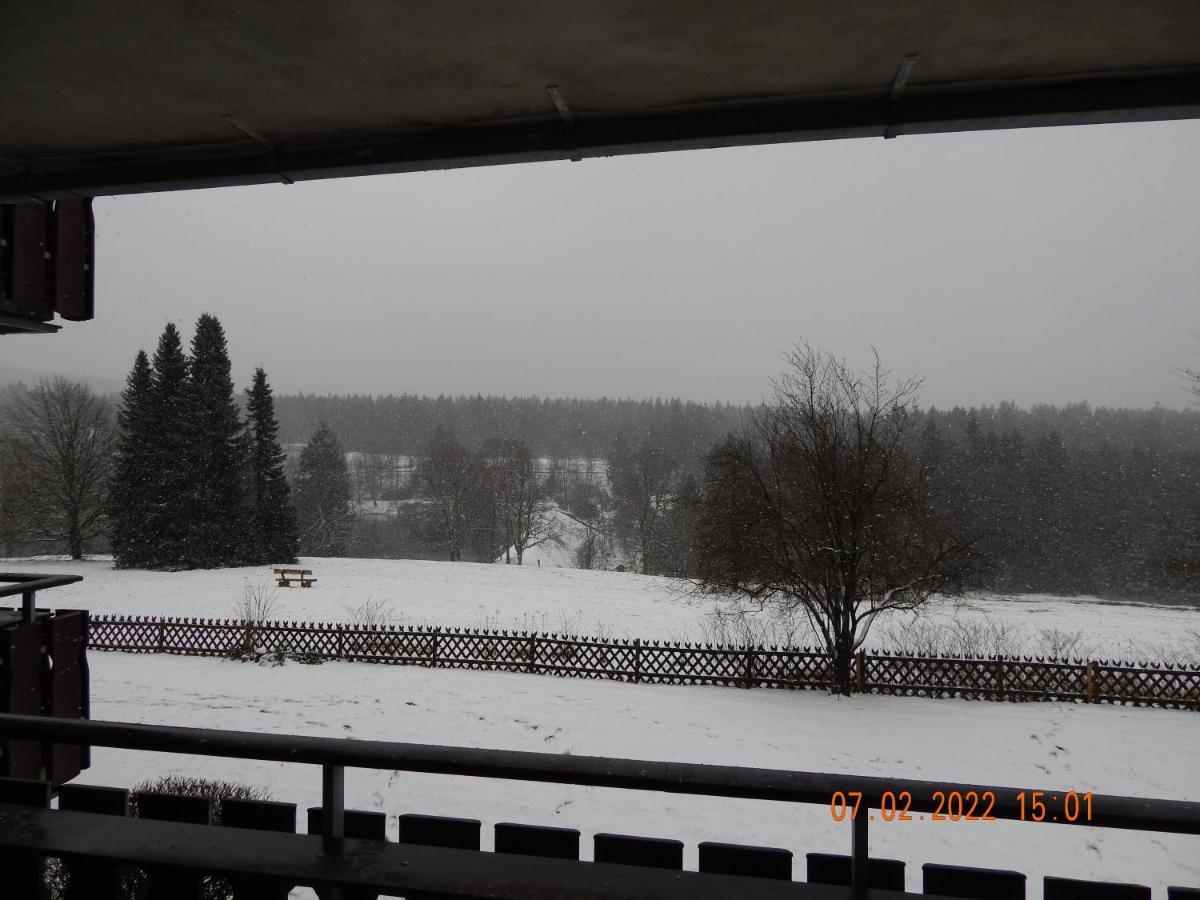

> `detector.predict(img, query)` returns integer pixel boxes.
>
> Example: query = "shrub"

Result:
[44,778,272,899]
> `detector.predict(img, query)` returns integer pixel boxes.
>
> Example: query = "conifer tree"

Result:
[184,314,249,567]
[246,367,299,564]
[147,322,193,568]
[295,423,352,556]
[109,350,155,567]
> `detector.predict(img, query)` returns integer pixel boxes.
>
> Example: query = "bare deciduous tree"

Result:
[482,440,561,564]
[573,517,613,570]
[1,378,115,559]
[417,427,481,562]
[694,345,979,694]
[610,439,681,574]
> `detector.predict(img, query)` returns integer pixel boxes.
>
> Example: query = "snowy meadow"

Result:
[13,555,1200,662]
[7,555,1200,894]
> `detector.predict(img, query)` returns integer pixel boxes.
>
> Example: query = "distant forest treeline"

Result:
[275,394,1200,596]
[275,394,751,465]
[919,404,1200,595]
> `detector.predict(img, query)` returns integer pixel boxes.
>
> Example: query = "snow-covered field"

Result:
[8,556,1200,661]
[7,555,1198,893]
[79,652,1200,895]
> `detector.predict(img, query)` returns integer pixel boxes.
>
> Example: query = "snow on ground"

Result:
[8,556,1200,660]
[10,556,1198,890]
[80,652,1200,895]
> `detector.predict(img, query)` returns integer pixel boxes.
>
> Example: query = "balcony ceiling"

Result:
[2,1,1199,200]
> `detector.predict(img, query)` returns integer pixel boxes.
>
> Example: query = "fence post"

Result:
[633,640,641,685]
[156,621,165,654]
[1085,661,1097,703]
[743,648,755,689]
[854,651,865,693]
[527,634,538,674]
[998,658,1007,701]
[431,628,439,669]
[335,625,344,660]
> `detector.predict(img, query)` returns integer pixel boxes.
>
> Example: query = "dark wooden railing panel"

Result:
[307,806,386,900]
[45,610,89,782]
[222,798,298,900]
[921,862,1026,899]
[0,777,50,898]
[494,822,580,860]
[698,841,793,880]
[59,783,128,815]
[807,853,905,890]
[399,813,482,851]
[1043,876,1152,899]
[136,792,211,900]
[307,806,387,840]
[594,833,684,870]
[58,784,129,900]
[0,621,46,777]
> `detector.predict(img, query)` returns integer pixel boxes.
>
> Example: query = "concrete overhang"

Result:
[2,1,1200,202]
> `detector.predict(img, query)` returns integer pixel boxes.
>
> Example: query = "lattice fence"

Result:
[87,615,1200,709]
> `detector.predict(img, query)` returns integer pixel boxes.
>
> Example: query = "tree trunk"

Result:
[829,636,855,696]
[69,524,83,560]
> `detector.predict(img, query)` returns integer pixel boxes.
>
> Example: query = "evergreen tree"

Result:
[109,351,155,567]
[146,322,193,568]
[246,368,299,564]
[184,314,250,567]
[295,423,352,556]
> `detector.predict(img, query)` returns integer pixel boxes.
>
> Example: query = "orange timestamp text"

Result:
[830,790,1094,824]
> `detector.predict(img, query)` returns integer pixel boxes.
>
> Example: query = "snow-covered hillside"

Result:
[7,556,1200,660]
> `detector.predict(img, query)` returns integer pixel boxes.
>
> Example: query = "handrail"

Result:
[1,713,1197,835]
[0,573,83,601]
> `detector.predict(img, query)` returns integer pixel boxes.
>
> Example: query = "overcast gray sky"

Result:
[7,119,1199,409]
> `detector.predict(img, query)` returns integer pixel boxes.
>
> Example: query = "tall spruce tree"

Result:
[147,322,193,568]
[109,351,155,567]
[246,368,299,564]
[295,423,352,556]
[184,314,250,567]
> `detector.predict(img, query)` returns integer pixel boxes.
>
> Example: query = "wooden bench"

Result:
[273,568,317,588]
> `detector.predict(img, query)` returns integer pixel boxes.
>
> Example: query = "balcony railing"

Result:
[0,572,82,622]
[0,713,1197,898]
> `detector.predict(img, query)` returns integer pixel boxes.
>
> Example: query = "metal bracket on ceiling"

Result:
[885,54,920,139]
[545,85,582,161]
[223,114,293,184]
